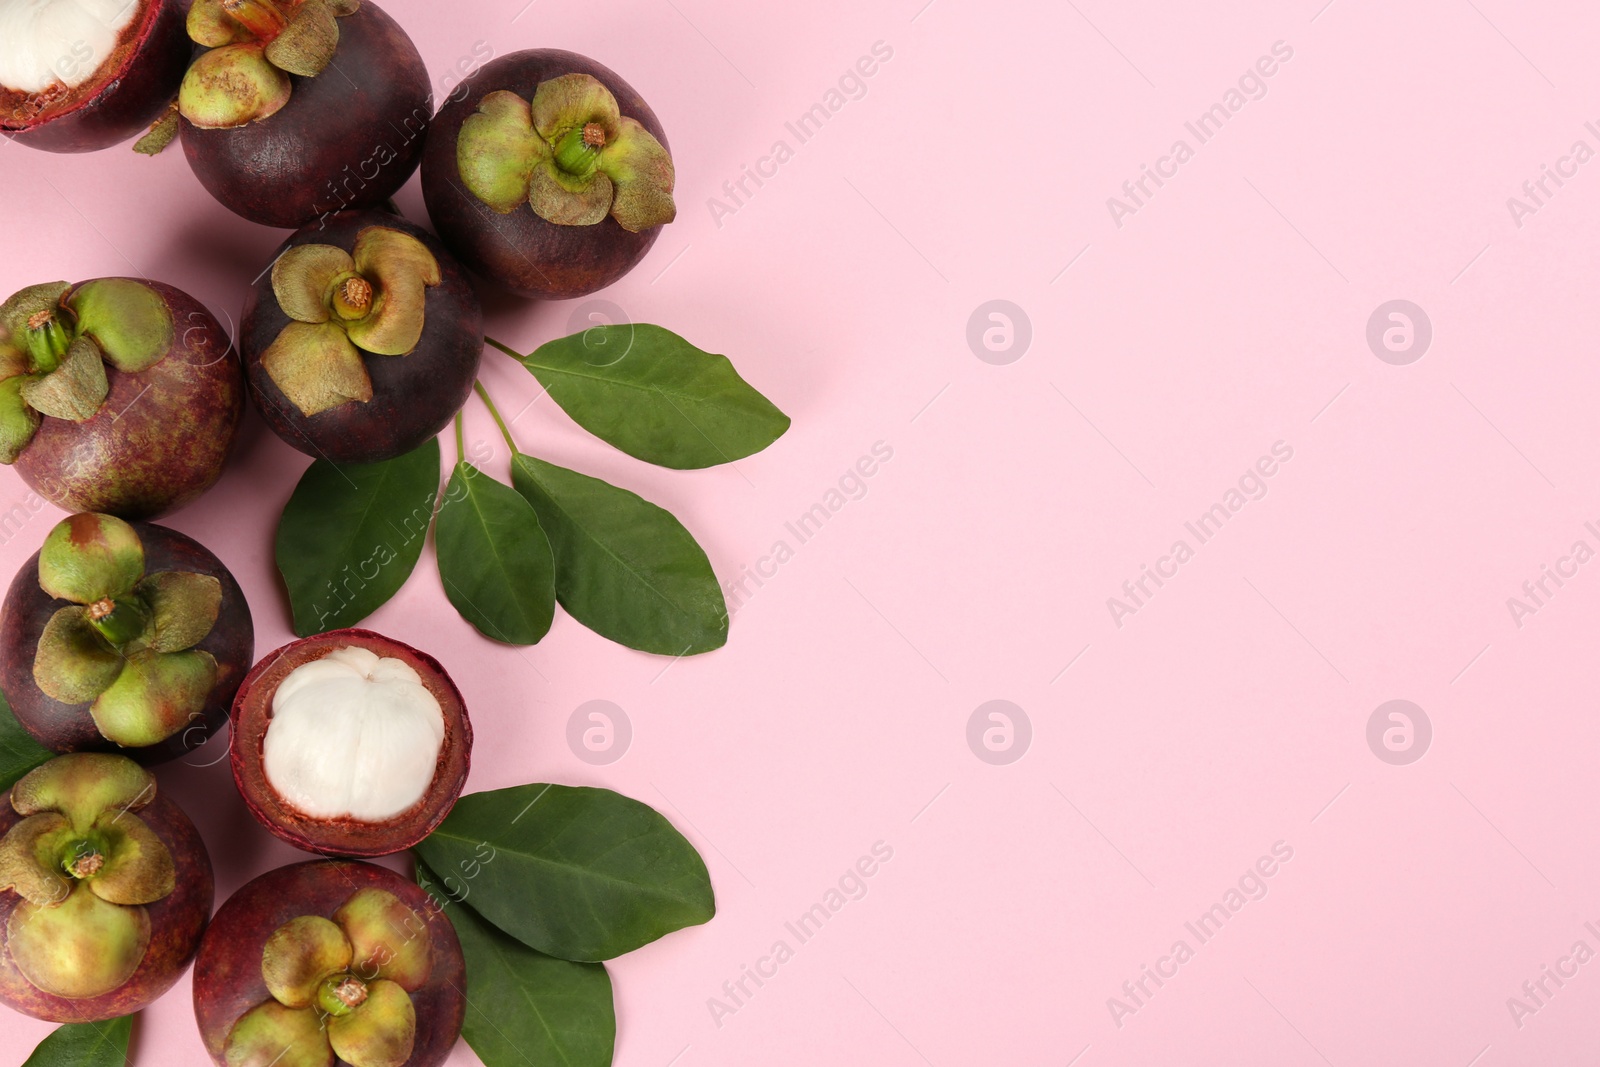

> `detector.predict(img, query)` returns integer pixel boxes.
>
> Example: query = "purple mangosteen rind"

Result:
[421,49,671,299]
[0,0,191,154]
[0,521,255,763]
[0,785,213,1022]
[230,628,472,858]
[193,859,466,1067]
[179,1,432,228]
[240,209,484,464]
[9,279,243,520]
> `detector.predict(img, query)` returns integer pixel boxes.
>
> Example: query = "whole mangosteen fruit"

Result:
[0,753,213,1022]
[231,629,471,857]
[194,859,465,1067]
[176,0,431,228]
[0,0,190,153]
[0,512,255,763]
[421,48,676,299]
[240,209,483,463]
[0,277,243,519]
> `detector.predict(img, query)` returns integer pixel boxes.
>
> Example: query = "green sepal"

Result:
[273,244,354,324]
[334,888,430,990]
[457,90,546,215]
[178,42,291,129]
[89,650,217,748]
[18,336,106,421]
[265,0,341,77]
[88,810,176,905]
[528,73,620,141]
[9,753,156,830]
[136,572,222,653]
[263,915,353,1009]
[33,607,124,706]
[0,376,41,463]
[599,117,677,232]
[326,979,415,1067]
[67,279,174,373]
[187,0,250,46]
[529,162,613,226]
[0,812,72,907]
[39,514,145,603]
[224,1002,334,1067]
[6,884,150,999]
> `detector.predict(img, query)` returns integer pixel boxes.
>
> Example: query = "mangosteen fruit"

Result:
[176,0,431,227]
[0,513,255,763]
[421,48,676,299]
[193,859,465,1067]
[0,0,190,153]
[231,629,470,857]
[0,753,213,1022]
[240,209,483,463]
[0,277,243,518]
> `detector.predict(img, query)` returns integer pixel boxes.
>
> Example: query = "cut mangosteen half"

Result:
[0,0,191,153]
[231,629,471,857]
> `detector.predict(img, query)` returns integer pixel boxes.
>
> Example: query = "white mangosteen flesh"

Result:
[262,646,446,822]
[0,0,139,94]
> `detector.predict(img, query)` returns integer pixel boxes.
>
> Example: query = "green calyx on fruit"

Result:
[0,280,175,463]
[178,0,362,129]
[458,75,676,233]
[225,887,426,1067]
[0,754,173,999]
[261,227,441,417]
[32,514,222,748]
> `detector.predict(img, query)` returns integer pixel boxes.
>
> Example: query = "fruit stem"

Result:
[25,312,70,373]
[86,597,151,647]
[472,379,518,454]
[454,411,465,463]
[553,125,605,177]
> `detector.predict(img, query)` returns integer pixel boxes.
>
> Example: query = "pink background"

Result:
[5,0,1600,1063]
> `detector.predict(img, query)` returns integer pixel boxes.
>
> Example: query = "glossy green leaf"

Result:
[22,1015,133,1066]
[436,462,555,645]
[0,689,52,795]
[514,325,789,469]
[416,859,615,1067]
[275,440,440,636]
[414,784,715,961]
[510,455,727,656]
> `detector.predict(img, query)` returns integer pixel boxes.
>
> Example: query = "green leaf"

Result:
[22,1015,133,1066]
[515,325,789,469]
[436,463,556,645]
[275,439,440,636]
[0,689,52,795]
[510,455,727,656]
[416,859,616,1067]
[414,784,715,961]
